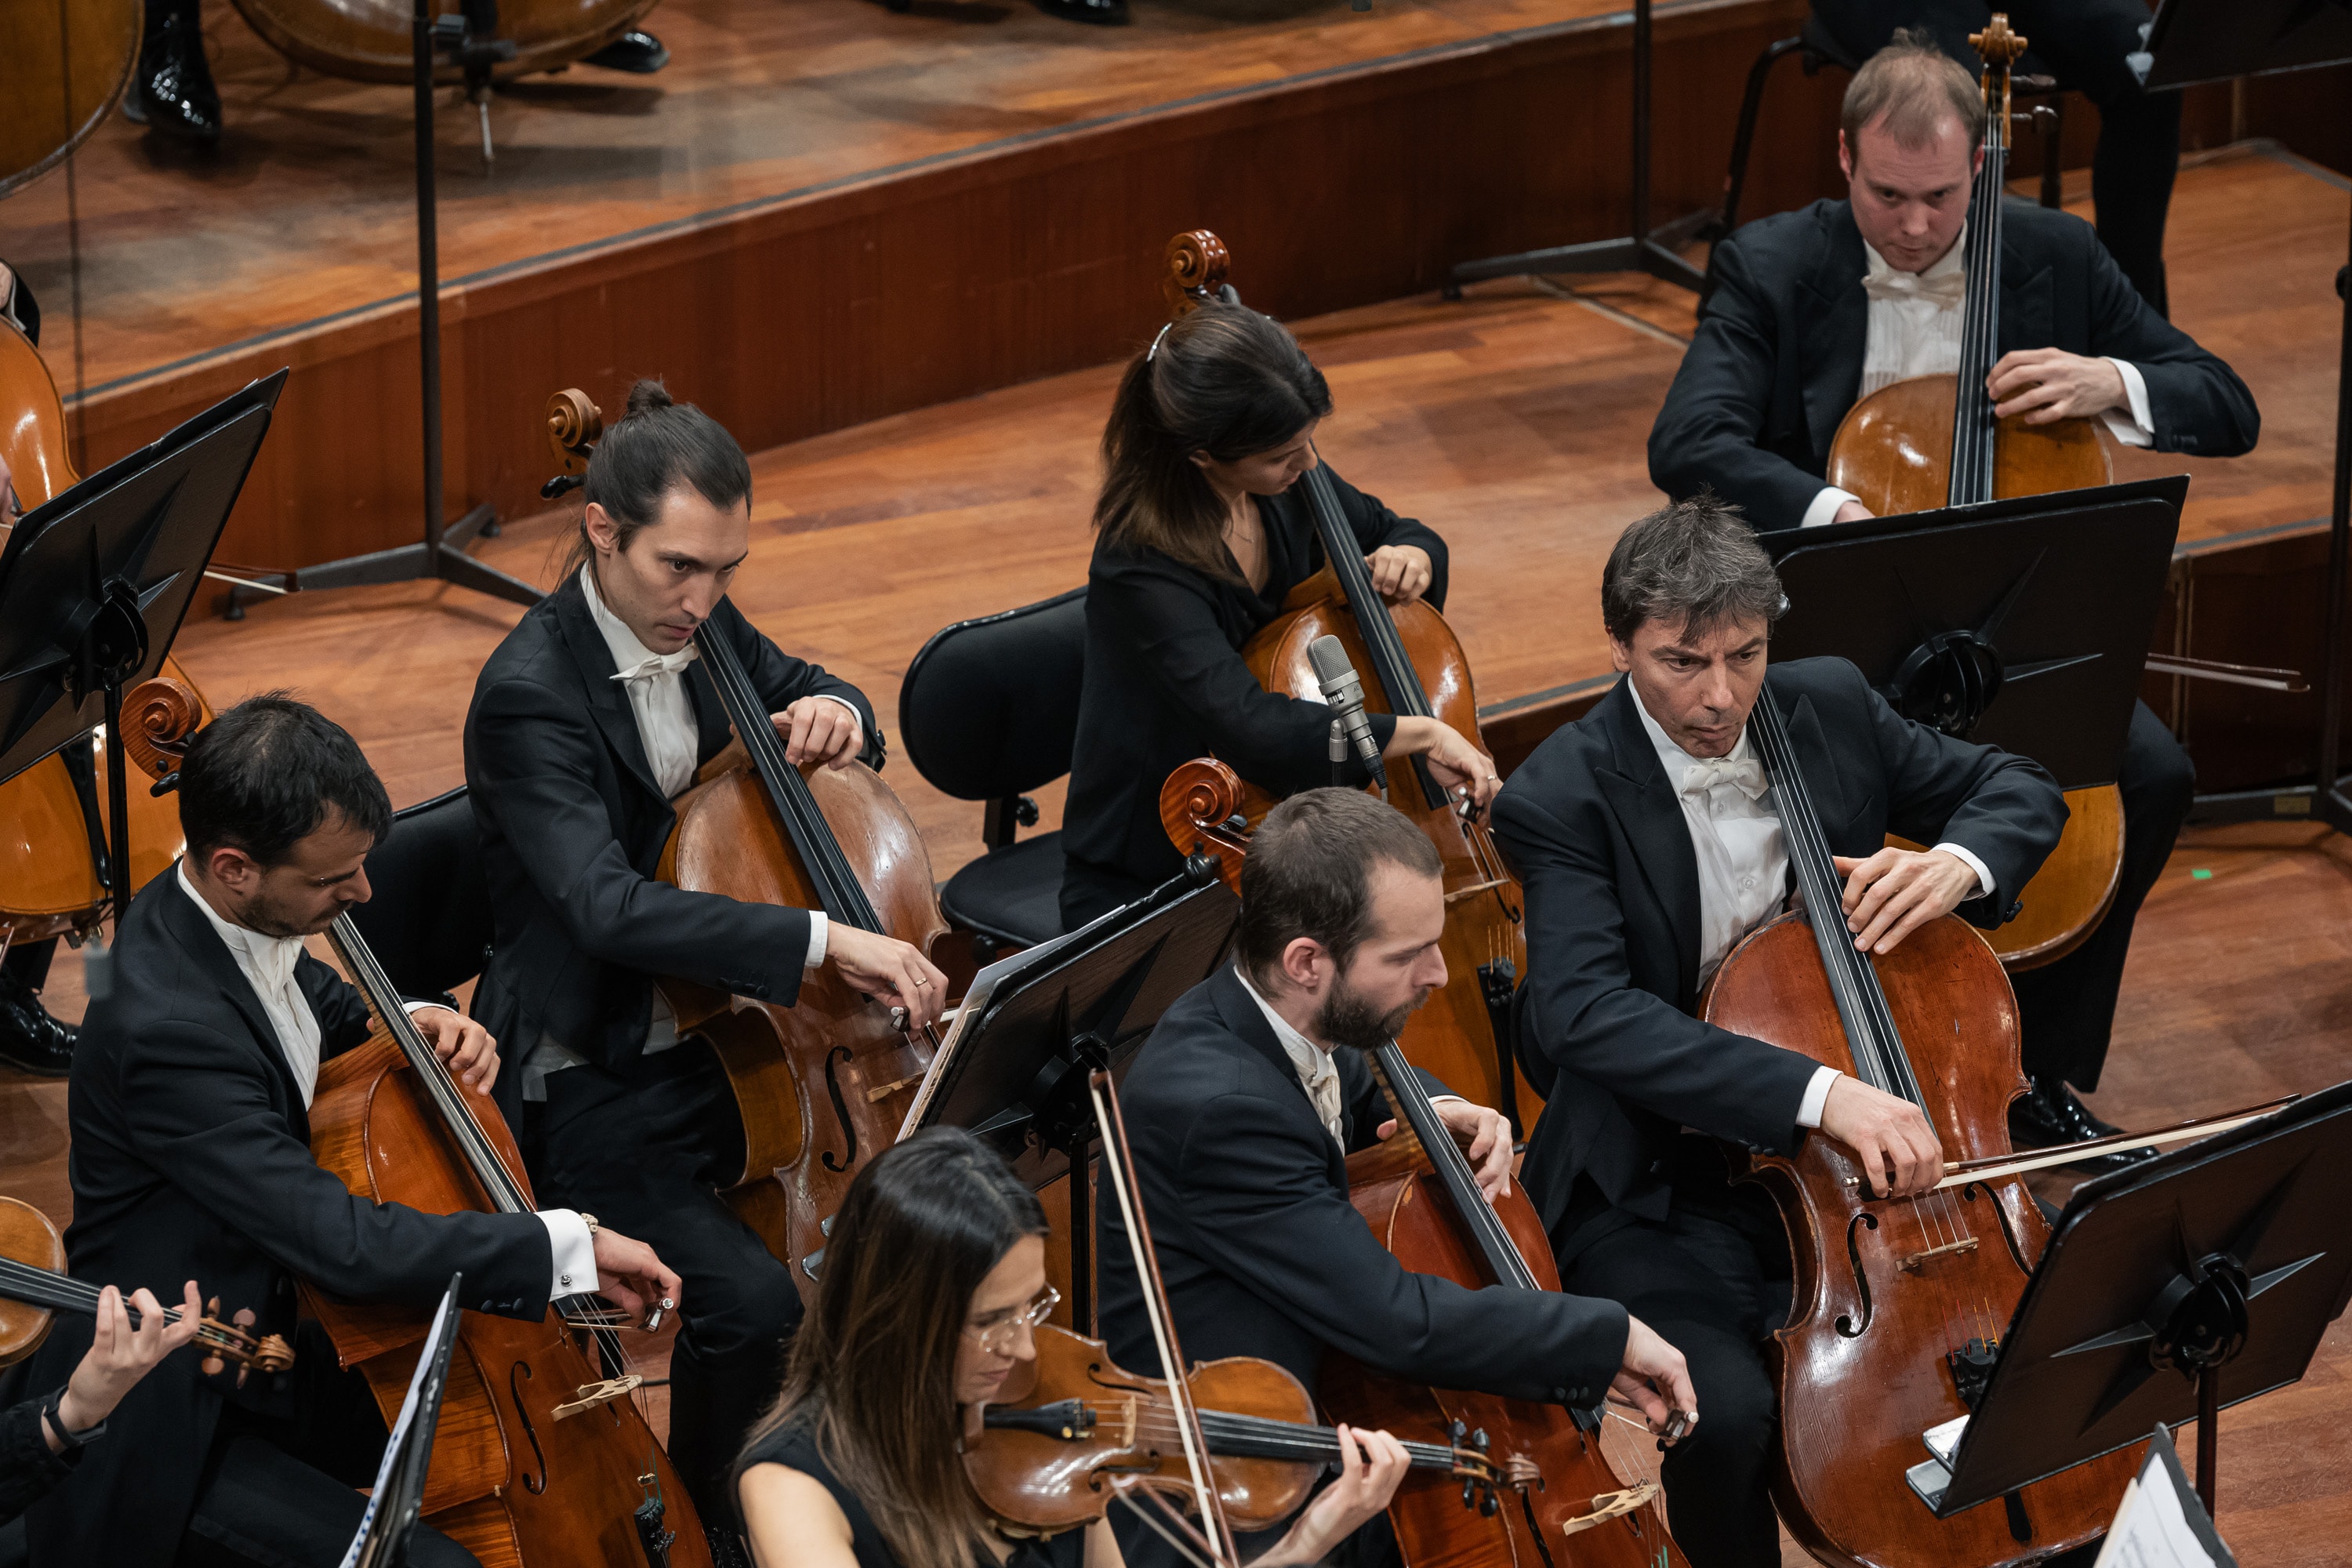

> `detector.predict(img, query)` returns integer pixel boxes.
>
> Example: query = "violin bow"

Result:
[1087,1069,1243,1568]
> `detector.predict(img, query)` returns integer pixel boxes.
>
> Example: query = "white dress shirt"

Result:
[1802,230,2157,531]
[1234,967,1462,1146]
[524,565,853,1098]
[172,866,599,1298]
[1628,687,1995,1130]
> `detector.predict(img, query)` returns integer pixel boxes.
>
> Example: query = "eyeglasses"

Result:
[968,1286,1060,1355]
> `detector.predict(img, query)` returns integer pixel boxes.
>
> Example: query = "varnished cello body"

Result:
[1823,15,2122,974]
[1160,231,1537,1128]
[230,0,659,84]
[0,0,136,198]
[1702,695,2138,1568]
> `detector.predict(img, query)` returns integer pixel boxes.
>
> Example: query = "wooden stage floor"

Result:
[2,142,2347,1564]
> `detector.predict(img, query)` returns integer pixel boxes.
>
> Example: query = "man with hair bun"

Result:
[1650,27,2240,1174]
[1491,499,2067,1567]
[1097,785,1697,1568]
[463,379,950,1558]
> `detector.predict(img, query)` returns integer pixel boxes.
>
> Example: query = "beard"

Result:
[234,888,331,939]
[1312,971,1428,1052]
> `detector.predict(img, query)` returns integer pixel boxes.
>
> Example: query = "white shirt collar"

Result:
[1862,226,1967,287]
[579,562,692,681]
[1628,680,1755,786]
[175,861,306,991]
[1234,966,1344,1142]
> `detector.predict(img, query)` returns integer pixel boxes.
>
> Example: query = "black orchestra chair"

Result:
[1712,11,2067,288]
[347,785,495,1008]
[900,587,1088,964]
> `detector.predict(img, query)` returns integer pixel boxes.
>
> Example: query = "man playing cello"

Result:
[1647,31,2256,1167]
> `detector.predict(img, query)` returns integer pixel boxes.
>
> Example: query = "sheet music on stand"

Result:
[339,1276,463,1568]
[2092,1428,2237,1568]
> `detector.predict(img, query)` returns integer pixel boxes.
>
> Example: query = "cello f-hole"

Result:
[1835,1211,1880,1338]
[512,1360,550,1494]
[1962,1180,2035,1275]
[820,1046,858,1174]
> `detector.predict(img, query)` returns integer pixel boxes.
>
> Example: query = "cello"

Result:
[0,0,136,199]
[1700,691,2137,1568]
[1821,14,2122,974]
[543,387,951,1298]
[1159,232,1538,1131]
[1158,760,1690,1568]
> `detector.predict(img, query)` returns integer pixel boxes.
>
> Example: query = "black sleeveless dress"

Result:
[740,1424,1087,1568]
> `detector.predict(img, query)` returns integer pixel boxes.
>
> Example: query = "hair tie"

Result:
[1146,321,1174,362]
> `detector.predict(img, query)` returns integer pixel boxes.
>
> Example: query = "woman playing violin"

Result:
[1058,303,1502,928]
[735,1127,1409,1568]
[2,1277,201,1526]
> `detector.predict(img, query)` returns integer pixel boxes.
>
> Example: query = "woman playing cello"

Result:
[1058,303,1501,928]
[735,1127,1410,1568]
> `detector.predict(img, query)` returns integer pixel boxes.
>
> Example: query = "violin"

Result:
[0,0,136,198]
[1699,692,2136,1567]
[0,1196,294,1379]
[1821,14,2122,974]
[1157,231,1537,1132]
[544,388,951,1299]
[1158,760,1690,1568]
[969,1322,1516,1537]
[0,318,214,963]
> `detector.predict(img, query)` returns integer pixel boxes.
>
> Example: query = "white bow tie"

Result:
[1863,268,1968,308]
[1682,756,1768,800]
[611,647,698,684]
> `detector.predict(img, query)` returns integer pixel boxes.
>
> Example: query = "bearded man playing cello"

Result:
[1490,499,2068,1568]
[1648,31,2257,1171]
[462,380,949,1555]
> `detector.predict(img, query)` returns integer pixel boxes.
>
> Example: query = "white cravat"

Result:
[173,867,597,1298]
[1803,230,2158,529]
[1629,688,1995,1131]
[1234,967,1465,1147]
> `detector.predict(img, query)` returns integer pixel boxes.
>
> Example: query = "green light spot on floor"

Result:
[2190,869,2213,880]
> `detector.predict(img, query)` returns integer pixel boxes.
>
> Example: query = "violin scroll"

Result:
[1162,230,1232,318]
[195,1295,296,1384]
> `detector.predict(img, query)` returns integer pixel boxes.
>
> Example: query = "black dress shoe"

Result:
[0,966,76,1078]
[1034,0,1130,24]
[2009,1080,2154,1174]
[136,5,223,147]
[582,29,670,73]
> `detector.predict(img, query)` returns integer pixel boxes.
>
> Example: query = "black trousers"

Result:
[177,1334,476,1568]
[1812,0,2181,314]
[0,940,53,989]
[533,1040,803,1529]
[1555,1150,1794,1568]
[2011,700,2194,1092]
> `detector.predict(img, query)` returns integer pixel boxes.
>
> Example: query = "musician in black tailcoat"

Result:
[1648,36,2254,1159]
[462,381,949,1552]
[1490,499,2067,1568]
[1059,303,1501,929]
[1097,788,1698,1568]
[24,695,677,1568]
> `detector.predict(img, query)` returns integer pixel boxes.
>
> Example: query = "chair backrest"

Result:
[899,587,1088,803]
[347,786,495,1004]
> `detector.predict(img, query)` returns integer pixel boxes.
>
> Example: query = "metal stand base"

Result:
[220,504,532,618]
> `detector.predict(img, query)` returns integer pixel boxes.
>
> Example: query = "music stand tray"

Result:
[901,864,1241,1327]
[1903,1081,2352,1523]
[1761,477,2187,789]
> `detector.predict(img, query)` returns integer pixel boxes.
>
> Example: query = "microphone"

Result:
[1308,635,1389,797]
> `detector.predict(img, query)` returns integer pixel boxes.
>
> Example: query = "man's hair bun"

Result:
[624,377,676,419]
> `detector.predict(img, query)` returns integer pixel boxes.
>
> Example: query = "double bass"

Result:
[543,388,951,1298]
[1700,692,2137,1567]
[1823,14,2122,973]
[1160,762,1690,1568]
[1159,232,1538,1130]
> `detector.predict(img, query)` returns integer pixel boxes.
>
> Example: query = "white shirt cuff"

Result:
[1931,842,1994,898]
[2099,359,2155,448]
[538,1210,598,1300]
[813,694,867,734]
[401,1000,451,1018]
[1797,1065,1841,1130]
[1802,486,1862,529]
[805,912,829,971]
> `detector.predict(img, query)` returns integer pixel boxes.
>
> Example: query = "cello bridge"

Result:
[555,1374,643,1419]
[1442,879,1510,905]
[1561,1482,1661,1537]
[1897,1236,1979,1273]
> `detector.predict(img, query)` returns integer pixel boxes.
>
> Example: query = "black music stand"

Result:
[2139,1,2352,837]
[0,370,288,981]
[1443,0,1710,298]
[341,1275,464,1568]
[1899,1081,2352,1526]
[1759,477,2187,788]
[902,862,1241,1330]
